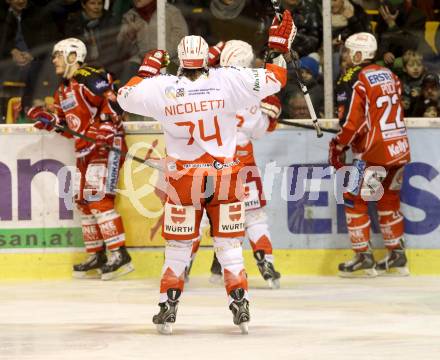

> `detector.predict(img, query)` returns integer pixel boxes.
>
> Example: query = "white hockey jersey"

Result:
[236,103,269,147]
[117,66,281,175]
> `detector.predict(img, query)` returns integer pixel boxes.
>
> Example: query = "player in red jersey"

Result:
[329,32,410,277]
[28,38,133,280]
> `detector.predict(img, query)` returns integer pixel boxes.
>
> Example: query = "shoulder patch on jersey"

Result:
[74,66,111,96]
[165,85,185,100]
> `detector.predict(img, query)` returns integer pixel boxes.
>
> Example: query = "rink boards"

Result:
[1,121,440,279]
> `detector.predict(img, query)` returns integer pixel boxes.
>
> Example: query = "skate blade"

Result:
[156,323,173,335]
[267,278,280,289]
[72,269,102,279]
[377,266,410,277]
[238,322,249,335]
[209,273,223,285]
[101,263,135,281]
[338,267,377,278]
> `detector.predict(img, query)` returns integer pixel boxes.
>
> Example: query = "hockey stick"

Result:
[36,117,163,171]
[269,0,323,138]
[277,119,338,133]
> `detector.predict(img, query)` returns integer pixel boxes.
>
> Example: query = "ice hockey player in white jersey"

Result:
[117,10,296,335]
[186,39,283,289]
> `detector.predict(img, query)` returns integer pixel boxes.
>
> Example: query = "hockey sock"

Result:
[245,209,274,262]
[346,212,371,252]
[95,209,126,250]
[213,237,248,304]
[378,210,405,250]
[159,240,193,303]
[81,214,104,253]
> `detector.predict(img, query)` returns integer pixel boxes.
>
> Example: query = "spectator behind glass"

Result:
[117,0,188,82]
[207,0,275,59]
[287,92,310,119]
[331,0,370,77]
[401,50,425,116]
[298,55,324,117]
[375,0,431,71]
[281,0,322,57]
[332,0,370,42]
[65,0,120,72]
[413,73,440,117]
[282,52,324,119]
[423,101,440,118]
[0,0,60,111]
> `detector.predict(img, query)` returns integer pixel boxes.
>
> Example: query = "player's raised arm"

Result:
[117,50,170,118]
[218,10,296,109]
[266,9,297,87]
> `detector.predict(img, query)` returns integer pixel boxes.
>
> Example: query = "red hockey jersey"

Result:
[53,66,123,156]
[335,63,410,166]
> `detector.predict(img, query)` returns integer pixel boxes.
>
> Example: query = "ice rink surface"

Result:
[1,276,439,360]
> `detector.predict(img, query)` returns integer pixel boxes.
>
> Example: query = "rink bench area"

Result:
[1,119,440,280]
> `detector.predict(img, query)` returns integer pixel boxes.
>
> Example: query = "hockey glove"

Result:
[138,50,170,78]
[329,138,348,170]
[268,10,297,54]
[261,95,281,132]
[27,106,57,132]
[208,41,225,67]
[261,95,281,119]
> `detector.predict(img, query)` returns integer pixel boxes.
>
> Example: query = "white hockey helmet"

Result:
[345,32,377,65]
[52,38,87,65]
[177,35,209,69]
[220,40,254,68]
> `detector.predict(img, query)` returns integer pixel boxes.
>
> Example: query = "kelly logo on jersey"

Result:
[388,139,409,157]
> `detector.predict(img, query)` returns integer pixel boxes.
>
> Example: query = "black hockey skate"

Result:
[101,246,134,280]
[229,288,250,334]
[152,288,181,335]
[338,252,377,278]
[376,249,409,276]
[254,250,281,289]
[209,253,223,284]
[72,250,107,279]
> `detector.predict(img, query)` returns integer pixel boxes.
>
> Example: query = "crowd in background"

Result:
[0,0,439,123]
